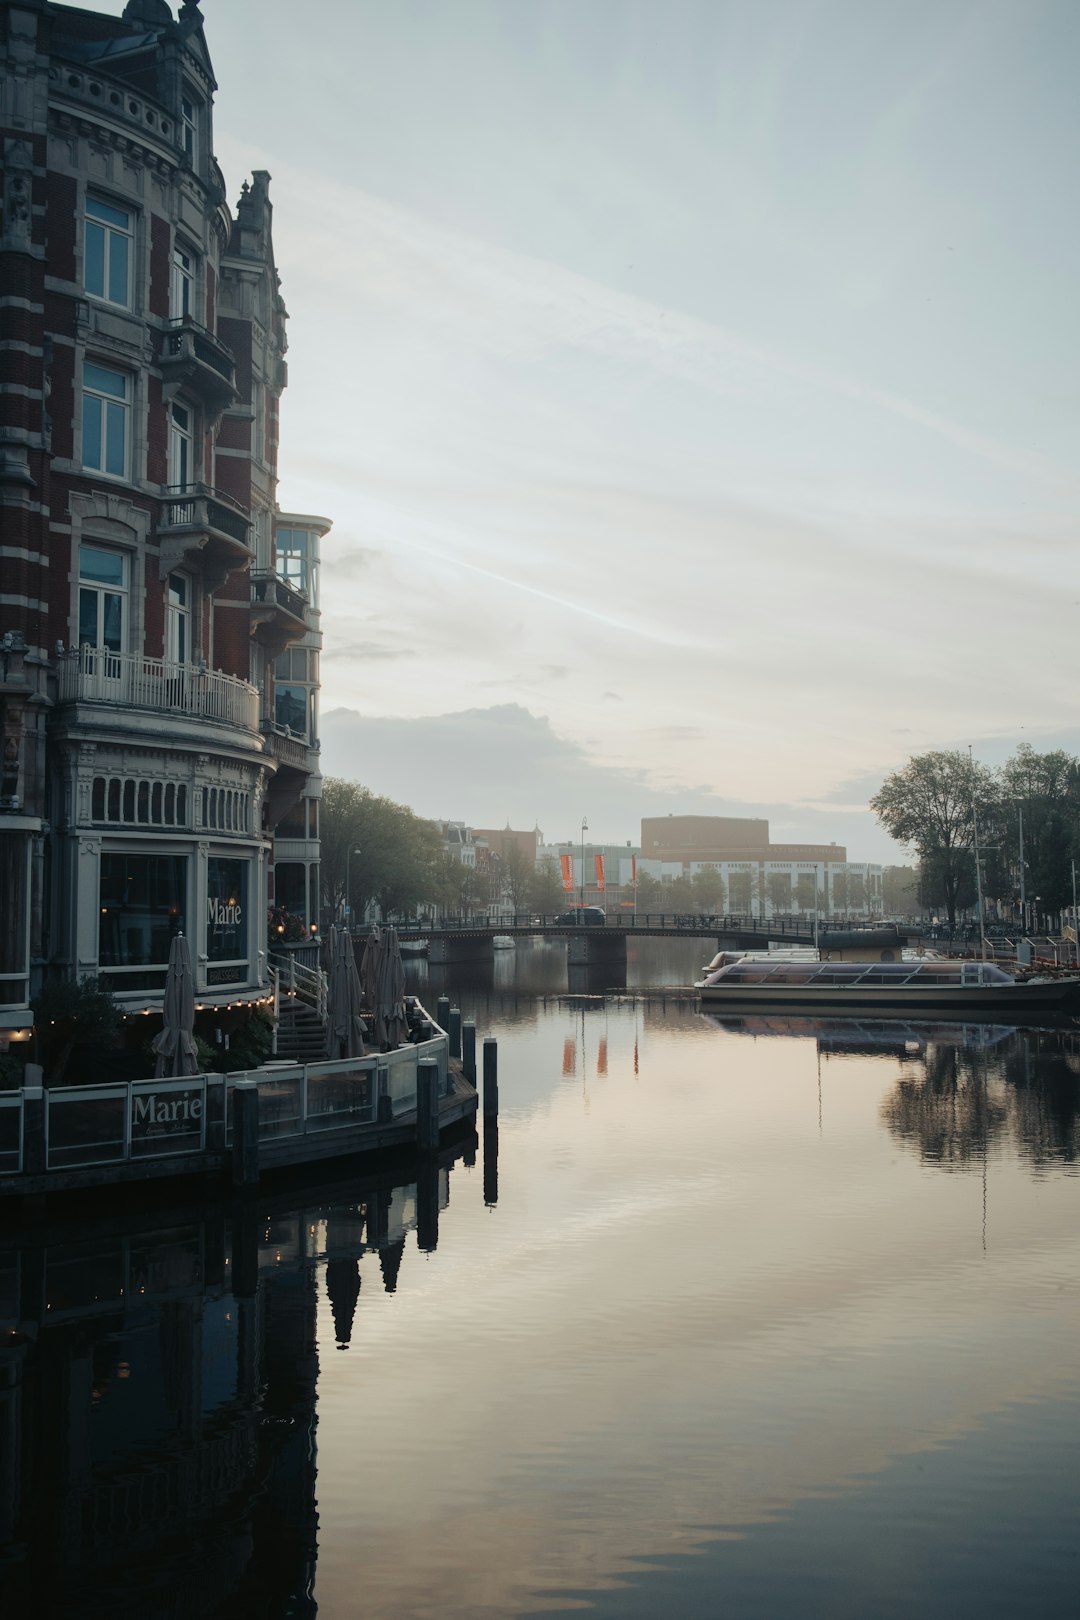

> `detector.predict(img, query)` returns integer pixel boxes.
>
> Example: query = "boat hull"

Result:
[697,978,1080,1016]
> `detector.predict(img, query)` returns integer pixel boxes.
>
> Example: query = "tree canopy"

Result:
[320,779,445,922]
[871,746,1080,924]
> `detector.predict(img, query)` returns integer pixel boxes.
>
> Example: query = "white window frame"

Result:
[181,92,199,169]
[170,242,196,321]
[78,542,128,664]
[168,399,194,490]
[85,194,133,309]
[82,361,130,481]
[166,572,192,666]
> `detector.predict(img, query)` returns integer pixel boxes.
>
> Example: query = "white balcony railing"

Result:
[57,647,260,732]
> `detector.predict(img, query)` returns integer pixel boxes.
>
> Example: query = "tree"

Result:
[871,750,997,929]
[501,844,536,913]
[882,865,920,917]
[320,778,444,923]
[529,856,566,916]
[728,869,752,913]
[795,872,817,913]
[766,871,791,915]
[634,872,661,912]
[998,744,1080,912]
[668,875,695,912]
[32,976,123,1085]
[692,866,725,914]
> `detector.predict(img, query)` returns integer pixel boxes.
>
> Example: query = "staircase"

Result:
[275,995,328,1063]
[269,955,329,1064]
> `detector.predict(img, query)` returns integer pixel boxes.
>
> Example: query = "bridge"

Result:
[395,914,907,965]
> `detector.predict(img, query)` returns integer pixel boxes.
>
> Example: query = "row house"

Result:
[0,0,327,1047]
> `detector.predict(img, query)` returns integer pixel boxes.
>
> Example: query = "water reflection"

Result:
[703,1012,1080,1173]
[0,1144,471,1618]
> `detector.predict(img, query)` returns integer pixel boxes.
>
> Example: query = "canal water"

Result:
[2,940,1078,1617]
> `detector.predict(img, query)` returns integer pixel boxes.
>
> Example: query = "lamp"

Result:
[580,817,588,909]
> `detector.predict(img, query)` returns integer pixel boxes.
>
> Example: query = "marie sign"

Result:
[129,1082,206,1157]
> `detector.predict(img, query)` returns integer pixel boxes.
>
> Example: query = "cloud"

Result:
[319,702,908,864]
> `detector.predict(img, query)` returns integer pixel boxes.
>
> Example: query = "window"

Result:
[206,857,248,974]
[181,93,199,168]
[78,543,126,656]
[99,853,187,967]
[275,684,308,738]
[85,196,132,307]
[83,362,129,478]
[168,400,193,488]
[166,573,190,665]
[171,244,195,320]
[275,527,317,606]
[274,647,318,683]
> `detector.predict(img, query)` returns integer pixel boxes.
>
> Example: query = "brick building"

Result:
[0,0,327,1046]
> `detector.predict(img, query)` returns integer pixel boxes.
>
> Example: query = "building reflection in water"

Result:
[0,1141,471,1617]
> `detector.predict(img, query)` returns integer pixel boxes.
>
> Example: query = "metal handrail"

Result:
[275,952,328,1023]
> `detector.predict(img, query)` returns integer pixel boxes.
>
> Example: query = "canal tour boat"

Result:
[695,956,1080,1016]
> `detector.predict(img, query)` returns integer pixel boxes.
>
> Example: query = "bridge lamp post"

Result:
[580,817,588,910]
[344,846,362,928]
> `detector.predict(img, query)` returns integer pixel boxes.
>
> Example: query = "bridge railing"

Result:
[395,913,835,935]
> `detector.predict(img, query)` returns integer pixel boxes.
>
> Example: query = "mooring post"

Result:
[482,1036,498,1118]
[449,1007,462,1060]
[231,1079,260,1188]
[436,995,451,1032]
[483,1120,499,1206]
[416,1058,440,1152]
[21,1068,45,1175]
[462,1019,477,1083]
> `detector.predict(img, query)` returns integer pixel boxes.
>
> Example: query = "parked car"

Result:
[554,907,607,927]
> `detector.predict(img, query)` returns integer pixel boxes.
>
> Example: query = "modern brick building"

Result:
[0,0,327,1047]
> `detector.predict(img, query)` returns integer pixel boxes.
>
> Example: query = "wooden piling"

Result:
[462,1019,477,1083]
[449,1007,462,1059]
[21,1073,45,1176]
[416,1059,440,1152]
[436,995,451,1031]
[231,1080,260,1188]
[482,1036,498,1118]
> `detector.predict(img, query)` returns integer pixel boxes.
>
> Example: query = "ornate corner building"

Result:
[0,0,328,1044]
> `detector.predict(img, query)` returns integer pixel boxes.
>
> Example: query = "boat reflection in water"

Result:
[702,1012,1020,1057]
[0,1140,474,1619]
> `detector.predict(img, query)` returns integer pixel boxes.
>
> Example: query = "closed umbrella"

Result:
[151,932,198,1077]
[326,924,367,1060]
[362,927,387,1048]
[377,926,409,1049]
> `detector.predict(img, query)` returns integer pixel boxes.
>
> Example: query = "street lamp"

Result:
[580,817,588,910]
[344,846,362,927]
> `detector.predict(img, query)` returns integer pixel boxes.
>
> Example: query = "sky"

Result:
[96,1,1080,861]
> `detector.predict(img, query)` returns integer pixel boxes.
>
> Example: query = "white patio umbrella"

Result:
[326,924,367,1060]
[151,932,199,1077]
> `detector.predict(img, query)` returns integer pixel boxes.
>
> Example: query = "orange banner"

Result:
[632,854,637,884]
[594,853,605,891]
[560,853,574,892]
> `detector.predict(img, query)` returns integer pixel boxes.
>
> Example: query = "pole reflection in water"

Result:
[0,1143,469,1619]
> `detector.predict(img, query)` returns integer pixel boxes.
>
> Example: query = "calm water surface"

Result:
[3,941,1078,1617]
